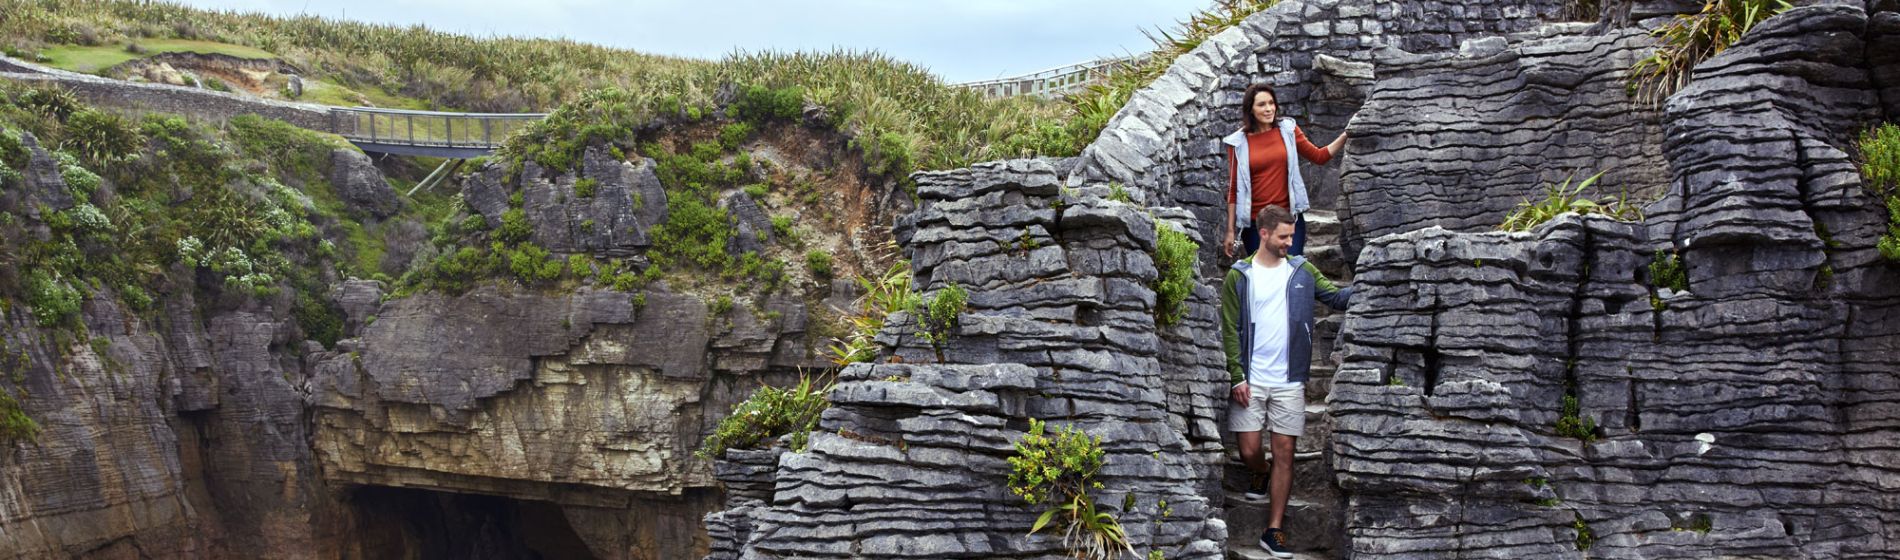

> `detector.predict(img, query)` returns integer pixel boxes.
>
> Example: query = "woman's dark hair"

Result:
[1240,83,1279,133]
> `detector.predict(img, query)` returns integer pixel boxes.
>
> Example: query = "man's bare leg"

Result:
[1236,430,1269,472]
[1268,432,1297,528]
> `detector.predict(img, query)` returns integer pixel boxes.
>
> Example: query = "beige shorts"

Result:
[1227,384,1305,436]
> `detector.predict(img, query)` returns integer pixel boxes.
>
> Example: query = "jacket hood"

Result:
[1230,254,1308,273]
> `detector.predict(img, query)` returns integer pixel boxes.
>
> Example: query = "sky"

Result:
[169,0,1203,83]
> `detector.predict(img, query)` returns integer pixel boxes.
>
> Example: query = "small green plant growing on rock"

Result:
[1008,419,1133,560]
[1857,123,1900,262]
[1153,223,1198,326]
[1629,0,1792,105]
[920,284,969,360]
[696,373,833,459]
[573,177,598,198]
[1648,249,1688,310]
[805,250,833,279]
[0,388,40,444]
[1499,172,1643,232]
[1573,513,1596,550]
[1555,394,1598,442]
[829,259,919,366]
[1107,183,1132,203]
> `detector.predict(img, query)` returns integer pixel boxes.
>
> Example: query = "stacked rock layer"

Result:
[705,160,1234,559]
[1330,5,1900,558]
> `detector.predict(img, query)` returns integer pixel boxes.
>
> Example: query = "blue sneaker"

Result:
[1259,528,1293,558]
[1244,472,1268,500]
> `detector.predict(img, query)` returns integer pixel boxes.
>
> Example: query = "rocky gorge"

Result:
[0,0,1897,559]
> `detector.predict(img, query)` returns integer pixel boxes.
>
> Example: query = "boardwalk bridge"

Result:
[330,107,545,159]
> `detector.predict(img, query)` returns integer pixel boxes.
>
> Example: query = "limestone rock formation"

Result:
[464,146,670,257]
[1068,0,1572,273]
[329,148,401,219]
[705,159,1232,559]
[1337,25,1669,258]
[1328,4,1900,558]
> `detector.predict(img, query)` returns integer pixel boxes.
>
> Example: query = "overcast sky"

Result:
[170,0,1201,83]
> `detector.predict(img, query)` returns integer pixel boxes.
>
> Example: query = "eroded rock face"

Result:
[1338,25,1669,259]
[311,285,820,559]
[0,131,343,559]
[704,159,1233,559]
[463,146,670,257]
[329,148,401,219]
[1072,0,1571,273]
[1330,5,1900,558]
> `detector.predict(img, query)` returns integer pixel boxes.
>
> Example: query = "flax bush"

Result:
[1629,0,1791,104]
[697,373,832,458]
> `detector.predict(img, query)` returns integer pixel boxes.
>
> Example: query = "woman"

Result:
[1221,83,1349,259]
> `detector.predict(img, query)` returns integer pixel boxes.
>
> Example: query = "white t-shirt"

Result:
[1248,260,1299,389]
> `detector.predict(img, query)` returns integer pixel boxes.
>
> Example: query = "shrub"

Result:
[1629,0,1791,104]
[0,388,39,444]
[1153,223,1197,326]
[696,373,832,458]
[732,85,805,124]
[1555,394,1598,442]
[62,108,144,164]
[19,86,81,119]
[1498,172,1643,232]
[829,260,918,365]
[496,208,532,243]
[718,121,754,151]
[744,183,769,199]
[770,214,793,238]
[1858,123,1900,262]
[293,291,344,349]
[1649,250,1688,292]
[25,270,82,327]
[1009,419,1132,560]
[919,283,969,350]
[806,250,834,278]
[573,177,598,198]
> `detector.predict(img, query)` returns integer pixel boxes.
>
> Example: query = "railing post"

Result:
[368,112,375,141]
[484,118,492,146]
[407,114,414,144]
[446,117,454,147]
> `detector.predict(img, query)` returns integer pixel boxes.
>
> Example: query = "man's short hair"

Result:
[1254,206,1295,233]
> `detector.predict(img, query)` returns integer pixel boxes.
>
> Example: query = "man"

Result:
[1221,205,1352,558]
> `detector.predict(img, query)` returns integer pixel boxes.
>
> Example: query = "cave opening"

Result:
[344,486,599,560]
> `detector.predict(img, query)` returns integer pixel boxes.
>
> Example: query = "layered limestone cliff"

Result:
[1329,3,1900,558]
[705,159,1234,559]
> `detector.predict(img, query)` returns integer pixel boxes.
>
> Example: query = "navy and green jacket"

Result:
[1220,255,1353,386]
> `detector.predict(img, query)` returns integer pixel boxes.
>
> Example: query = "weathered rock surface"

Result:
[464,147,670,257]
[0,135,332,558]
[1338,25,1669,258]
[1072,0,1571,273]
[705,159,1232,559]
[328,148,400,219]
[1329,5,1900,558]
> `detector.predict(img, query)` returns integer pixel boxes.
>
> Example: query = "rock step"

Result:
[1223,493,1343,559]
[1228,544,1335,560]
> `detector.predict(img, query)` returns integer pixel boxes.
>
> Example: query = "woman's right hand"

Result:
[1222,229,1236,258]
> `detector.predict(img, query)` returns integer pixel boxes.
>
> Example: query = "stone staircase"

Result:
[1219,210,1350,560]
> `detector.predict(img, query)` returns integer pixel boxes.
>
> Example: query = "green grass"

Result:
[1629,0,1792,104]
[0,0,1257,175]
[1858,123,1900,262]
[38,38,276,74]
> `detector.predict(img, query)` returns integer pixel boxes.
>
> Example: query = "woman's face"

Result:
[1251,91,1278,127]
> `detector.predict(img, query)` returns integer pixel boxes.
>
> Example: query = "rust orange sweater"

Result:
[1225,127,1332,220]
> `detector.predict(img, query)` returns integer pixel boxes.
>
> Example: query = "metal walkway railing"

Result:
[956,56,1138,99]
[330,107,546,158]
